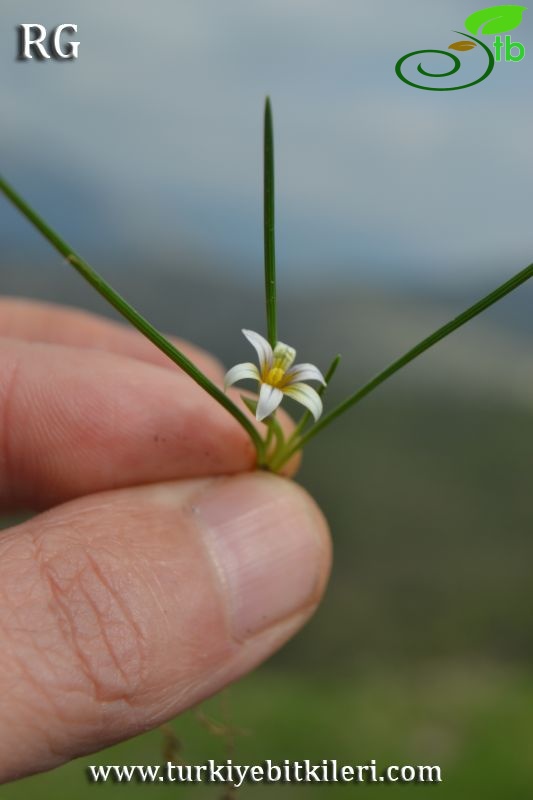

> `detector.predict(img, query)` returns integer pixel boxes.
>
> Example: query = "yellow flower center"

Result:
[262,343,296,388]
[264,366,286,387]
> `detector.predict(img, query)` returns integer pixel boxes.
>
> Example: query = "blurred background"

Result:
[2,0,533,796]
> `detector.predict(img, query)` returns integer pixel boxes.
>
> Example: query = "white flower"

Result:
[224,329,326,422]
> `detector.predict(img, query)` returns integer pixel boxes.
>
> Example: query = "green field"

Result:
[4,666,533,798]
[2,395,533,797]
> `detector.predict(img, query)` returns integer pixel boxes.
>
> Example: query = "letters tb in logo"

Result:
[17,24,80,60]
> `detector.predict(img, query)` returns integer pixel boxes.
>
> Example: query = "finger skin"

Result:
[0,338,256,510]
[0,304,299,510]
[0,297,224,381]
[0,474,331,782]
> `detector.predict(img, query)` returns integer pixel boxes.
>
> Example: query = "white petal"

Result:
[224,362,260,390]
[285,362,326,385]
[242,329,273,372]
[283,382,323,421]
[256,383,284,421]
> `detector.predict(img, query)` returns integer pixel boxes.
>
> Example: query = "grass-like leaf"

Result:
[0,173,266,462]
[264,97,277,348]
[271,262,533,470]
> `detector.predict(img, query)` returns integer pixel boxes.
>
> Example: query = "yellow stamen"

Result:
[265,366,286,387]
[261,342,296,387]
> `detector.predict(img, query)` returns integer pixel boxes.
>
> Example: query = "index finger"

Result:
[0,296,224,380]
[0,337,257,511]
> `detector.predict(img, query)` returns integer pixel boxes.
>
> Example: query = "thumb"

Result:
[0,472,331,781]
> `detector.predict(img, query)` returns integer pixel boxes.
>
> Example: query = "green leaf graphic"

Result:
[465,4,527,35]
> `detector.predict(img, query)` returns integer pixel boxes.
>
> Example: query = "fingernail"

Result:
[196,473,328,641]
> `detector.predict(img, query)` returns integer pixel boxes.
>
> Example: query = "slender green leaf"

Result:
[287,354,342,444]
[319,354,342,398]
[0,173,266,461]
[273,263,533,470]
[241,395,259,416]
[264,97,277,348]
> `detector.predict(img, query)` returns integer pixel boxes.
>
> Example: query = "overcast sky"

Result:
[2,1,532,287]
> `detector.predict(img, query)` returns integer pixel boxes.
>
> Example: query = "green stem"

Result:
[268,413,285,453]
[0,173,266,461]
[289,354,341,442]
[273,262,533,470]
[264,97,277,348]
[265,419,274,452]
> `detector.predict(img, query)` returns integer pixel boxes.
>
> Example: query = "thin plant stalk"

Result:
[290,354,341,440]
[0,173,266,462]
[263,97,277,348]
[270,262,533,470]
[4,109,533,474]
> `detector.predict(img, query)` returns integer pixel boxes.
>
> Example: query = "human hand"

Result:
[0,298,331,782]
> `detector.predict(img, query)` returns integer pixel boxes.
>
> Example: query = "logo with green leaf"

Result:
[396,4,527,91]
